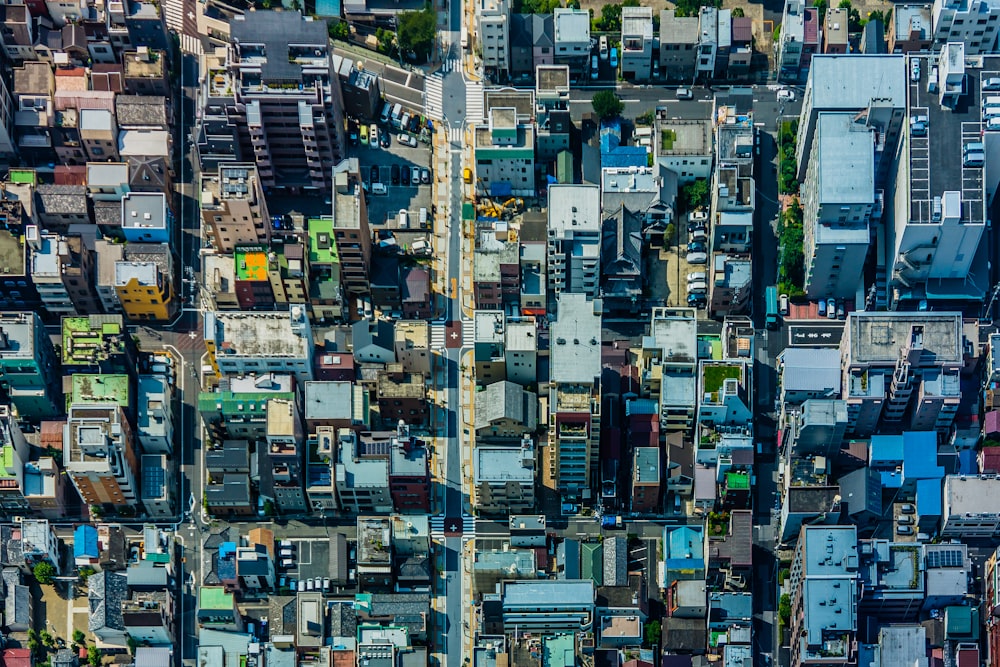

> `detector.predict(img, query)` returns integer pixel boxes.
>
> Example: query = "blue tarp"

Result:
[74,525,98,559]
[490,182,513,197]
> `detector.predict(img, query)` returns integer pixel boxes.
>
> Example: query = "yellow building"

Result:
[114,260,175,321]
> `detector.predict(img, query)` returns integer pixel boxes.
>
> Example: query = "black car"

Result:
[401,165,410,186]
[687,241,707,253]
[370,165,380,184]
[390,164,400,185]
[408,115,420,133]
[379,131,391,148]
[687,294,707,307]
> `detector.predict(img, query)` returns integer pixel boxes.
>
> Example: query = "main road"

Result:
[434,0,471,662]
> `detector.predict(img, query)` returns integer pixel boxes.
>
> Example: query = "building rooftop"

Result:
[807,55,907,110]
[660,9,700,45]
[656,118,712,156]
[61,315,126,366]
[121,192,166,230]
[945,475,1000,516]
[815,113,875,204]
[0,312,38,361]
[308,217,339,265]
[780,348,840,394]
[229,11,329,85]
[205,310,311,359]
[634,447,659,484]
[114,261,160,287]
[502,579,594,606]
[118,130,170,157]
[551,293,602,385]
[474,446,534,483]
[70,374,129,407]
[548,184,601,237]
[553,8,590,43]
[234,246,268,281]
[843,311,963,366]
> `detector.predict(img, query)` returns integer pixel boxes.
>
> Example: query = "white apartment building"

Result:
[621,7,654,82]
[547,184,601,296]
[204,306,314,382]
[932,0,1000,52]
[479,0,510,77]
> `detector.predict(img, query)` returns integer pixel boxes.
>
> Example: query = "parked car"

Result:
[777,88,795,101]
[391,164,400,185]
[398,133,417,147]
[676,87,694,100]
[401,165,410,186]
[687,240,707,253]
[687,271,706,283]
[687,293,706,307]
[896,525,913,535]
[826,298,837,319]
[817,298,826,317]
[410,166,421,185]
[609,47,617,69]
[359,124,368,145]
[897,515,913,525]
[900,503,915,514]
[599,35,609,60]
[690,229,708,243]
[987,116,1000,131]
[408,115,421,133]
[779,293,790,316]
[985,77,1000,91]
[379,131,391,148]
[369,124,379,148]
[836,301,846,319]
[686,251,708,264]
[911,59,921,82]
[370,165,380,184]
[688,281,708,294]
[420,167,431,184]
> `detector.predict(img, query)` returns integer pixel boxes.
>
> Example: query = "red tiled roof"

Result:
[986,409,1000,435]
[2,649,32,667]
[732,17,753,43]
[54,165,87,186]
[803,8,820,44]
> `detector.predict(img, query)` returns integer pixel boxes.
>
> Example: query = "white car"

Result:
[987,117,1000,131]
[398,133,417,148]
[686,251,708,265]
[676,87,694,100]
[777,89,795,102]
[911,60,921,82]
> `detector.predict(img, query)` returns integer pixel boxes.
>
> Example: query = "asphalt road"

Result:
[438,6,469,663]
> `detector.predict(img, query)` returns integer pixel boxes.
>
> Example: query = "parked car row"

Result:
[817,297,846,319]
[687,271,707,309]
[278,576,335,592]
[369,164,431,188]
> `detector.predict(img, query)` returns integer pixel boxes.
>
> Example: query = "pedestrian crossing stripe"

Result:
[429,515,477,537]
[425,71,444,121]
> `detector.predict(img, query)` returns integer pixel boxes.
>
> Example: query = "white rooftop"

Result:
[548,184,601,238]
[550,293,602,384]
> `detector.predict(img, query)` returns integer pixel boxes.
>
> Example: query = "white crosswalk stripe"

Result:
[430,323,446,350]
[461,318,475,347]
[465,81,484,125]
[424,71,444,121]
[163,0,184,33]
[180,33,203,56]
[430,515,477,538]
[447,126,464,144]
[441,57,460,73]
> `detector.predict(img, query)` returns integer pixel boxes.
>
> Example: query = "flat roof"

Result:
[802,525,858,574]
[115,261,159,287]
[657,119,712,156]
[843,311,963,365]
[548,184,601,236]
[780,347,840,392]
[945,475,1000,516]
[474,446,533,483]
[807,55,907,110]
[235,246,268,281]
[503,580,594,606]
[815,113,874,205]
[550,293,602,384]
[634,447,659,483]
[70,374,129,406]
[205,310,311,359]
[122,192,166,229]
[0,313,37,361]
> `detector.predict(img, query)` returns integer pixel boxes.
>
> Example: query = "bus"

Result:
[460,24,469,50]
[765,286,780,329]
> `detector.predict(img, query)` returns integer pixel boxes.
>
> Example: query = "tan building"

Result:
[376,365,428,426]
[200,163,271,253]
[393,321,431,375]
[63,404,139,511]
[331,159,371,296]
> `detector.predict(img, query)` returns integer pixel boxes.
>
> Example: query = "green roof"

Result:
[62,316,125,365]
[199,586,234,610]
[198,391,295,417]
[476,147,534,160]
[234,245,269,281]
[581,542,603,587]
[462,202,475,221]
[726,472,750,490]
[702,363,741,395]
[70,374,129,407]
[308,218,339,265]
[0,446,14,477]
[8,169,35,185]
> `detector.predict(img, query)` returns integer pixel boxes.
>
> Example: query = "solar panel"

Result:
[926,549,963,568]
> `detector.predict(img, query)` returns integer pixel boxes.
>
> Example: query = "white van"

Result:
[411,239,430,253]
[398,209,409,228]
[371,182,387,196]
[599,35,609,60]
[379,102,391,124]
[419,207,428,226]
[152,354,172,365]
[964,151,985,167]
[687,271,706,283]
[151,364,169,374]
[688,281,708,294]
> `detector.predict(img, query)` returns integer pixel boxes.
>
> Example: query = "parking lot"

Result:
[352,127,434,230]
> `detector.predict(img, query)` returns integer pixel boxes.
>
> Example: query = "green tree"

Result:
[598,3,623,31]
[375,27,396,56]
[328,19,350,40]
[681,179,710,211]
[731,6,744,16]
[33,561,55,585]
[73,630,86,646]
[813,0,828,21]
[591,90,624,120]
[838,0,851,8]
[778,593,792,625]
[397,6,436,62]
[40,630,54,650]
[644,620,662,647]
[27,630,39,656]
[635,110,654,126]
[289,0,300,9]
[88,645,101,667]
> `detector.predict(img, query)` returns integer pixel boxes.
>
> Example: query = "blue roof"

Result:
[666,525,704,560]
[219,541,237,558]
[74,525,99,559]
[902,431,944,481]
[869,434,904,465]
[959,448,978,474]
[626,398,659,416]
[916,477,942,516]
[602,147,648,169]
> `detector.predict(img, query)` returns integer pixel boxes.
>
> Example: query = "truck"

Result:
[765,286,780,329]
[601,515,623,529]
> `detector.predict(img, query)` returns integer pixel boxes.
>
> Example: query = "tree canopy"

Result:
[397,6,435,62]
[592,90,624,120]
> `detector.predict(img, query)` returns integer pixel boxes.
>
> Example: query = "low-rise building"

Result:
[620,7,654,82]
[474,439,536,514]
[494,580,595,632]
[942,475,1000,537]
[204,307,314,382]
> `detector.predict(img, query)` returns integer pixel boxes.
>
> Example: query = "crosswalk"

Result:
[440,57,461,73]
[163,0,184,33]
[461,318,475,346]
[447,126,464,144]
[425,71,444,121]
[431,323,446,349]
[179,33,203,56]
[465,82,484,125]
[430,515,477,538]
